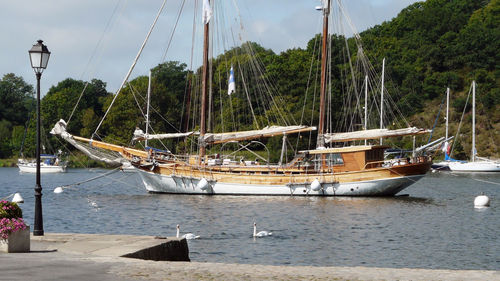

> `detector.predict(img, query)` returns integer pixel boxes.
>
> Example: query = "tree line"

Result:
[0,0,498,162]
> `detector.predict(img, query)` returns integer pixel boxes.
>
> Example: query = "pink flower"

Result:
[0,218,27,240]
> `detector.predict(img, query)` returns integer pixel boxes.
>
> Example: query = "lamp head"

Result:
[29,39,51,74]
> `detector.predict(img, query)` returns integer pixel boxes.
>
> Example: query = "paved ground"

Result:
[0,233,498,281]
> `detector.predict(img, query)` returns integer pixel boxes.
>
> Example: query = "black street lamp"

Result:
[28,40,51,236]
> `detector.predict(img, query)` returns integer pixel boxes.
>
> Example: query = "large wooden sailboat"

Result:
[52,0,432,196]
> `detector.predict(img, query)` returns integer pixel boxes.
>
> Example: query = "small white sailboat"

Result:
[448,81,500,172]
[18,154,67,173]
[431,88,452,171]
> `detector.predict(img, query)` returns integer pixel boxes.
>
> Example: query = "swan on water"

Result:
[182,233,200,240]
[253,222,272,237]
[176,224,200,240]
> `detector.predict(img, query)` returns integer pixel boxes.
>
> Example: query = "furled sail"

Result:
[202,125,316,144]
[324,127,430,143]
[132,128,194,141]
[51,119,145,166]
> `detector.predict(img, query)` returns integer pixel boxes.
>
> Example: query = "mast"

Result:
[445,87,449,140]
[317,0,330,148]
[199,0,211,163]
[145,70,152,148]
[364,75,368,146]
[472,80,476,162]
[379,57,385,144]
[183,74,192,133]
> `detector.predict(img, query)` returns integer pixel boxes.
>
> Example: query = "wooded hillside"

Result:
[0,0,498,162]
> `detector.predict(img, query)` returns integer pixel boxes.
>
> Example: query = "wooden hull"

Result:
[135,161,431,196]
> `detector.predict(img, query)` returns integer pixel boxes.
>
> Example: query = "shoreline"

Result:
[111,260,500,281]
[2,233,495,281]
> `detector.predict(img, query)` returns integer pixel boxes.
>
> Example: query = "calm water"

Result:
[1,167,498,270]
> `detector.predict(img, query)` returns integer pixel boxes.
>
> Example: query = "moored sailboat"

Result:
[52,0,432,195]
[18,154,67,173]
[448,81,500,172]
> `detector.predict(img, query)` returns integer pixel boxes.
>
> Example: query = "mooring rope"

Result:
[54,167,122,191]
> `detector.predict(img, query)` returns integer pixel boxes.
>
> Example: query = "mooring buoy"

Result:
[474,194,490,208]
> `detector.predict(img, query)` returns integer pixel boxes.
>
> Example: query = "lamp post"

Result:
[28,40,51,236]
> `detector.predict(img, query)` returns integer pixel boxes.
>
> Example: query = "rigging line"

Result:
[92,0,167,139]
[236,60,259,129]
[218,67,225,133]
[54,137,90,169]
[467,178,500,187]
[67,82,88,125]
[229,3,292,127]
[19,105,34,157]
[72,171,136,191]
[127,81,147,120]
[297,17,322,149]
[57,167,122,189]
[130,80,181,133]
[126,81,185,151]
[102,172,142,189]
[128,80,198,151]
[447,172,500,186]
[227,27,237,132]
[297,28,320,140]
[427,93,447,144]
[68,0,124,125]
[450,83,472,157]
[245,38,293,126]
[161,0,186,62]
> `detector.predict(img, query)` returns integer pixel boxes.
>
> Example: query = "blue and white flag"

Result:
[228,65,235,95]
[203,0,212,24]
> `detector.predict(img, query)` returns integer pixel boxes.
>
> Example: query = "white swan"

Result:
[176,224,200,240]
[253,222,272,237]
[182,233,200,240]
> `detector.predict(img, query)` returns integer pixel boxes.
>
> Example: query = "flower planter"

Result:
[0,225,30,253]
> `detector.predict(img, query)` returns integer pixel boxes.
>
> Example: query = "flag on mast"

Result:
[203,0,212,24]
[228,65,235,95]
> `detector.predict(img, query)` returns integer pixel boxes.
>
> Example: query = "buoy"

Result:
[311,179,321,191]
[197,178,209,191]
[474,194,490,208]
[54,187,64,193]
[12,193,24,203]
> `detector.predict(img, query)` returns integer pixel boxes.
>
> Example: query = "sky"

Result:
[0,0,420,96]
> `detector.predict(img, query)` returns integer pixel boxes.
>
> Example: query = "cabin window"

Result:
[327,153,344,166]
[308,153,344,170]
[366,149,384,162]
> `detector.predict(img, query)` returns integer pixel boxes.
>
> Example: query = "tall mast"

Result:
[199,0,211,163]
[472,81,476,162]
[445,87,449,140]
[379,57,385,144]
[317,0,330,148]
[364,75,368,146]
[183,74,192,133]
[145,70,152,148]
